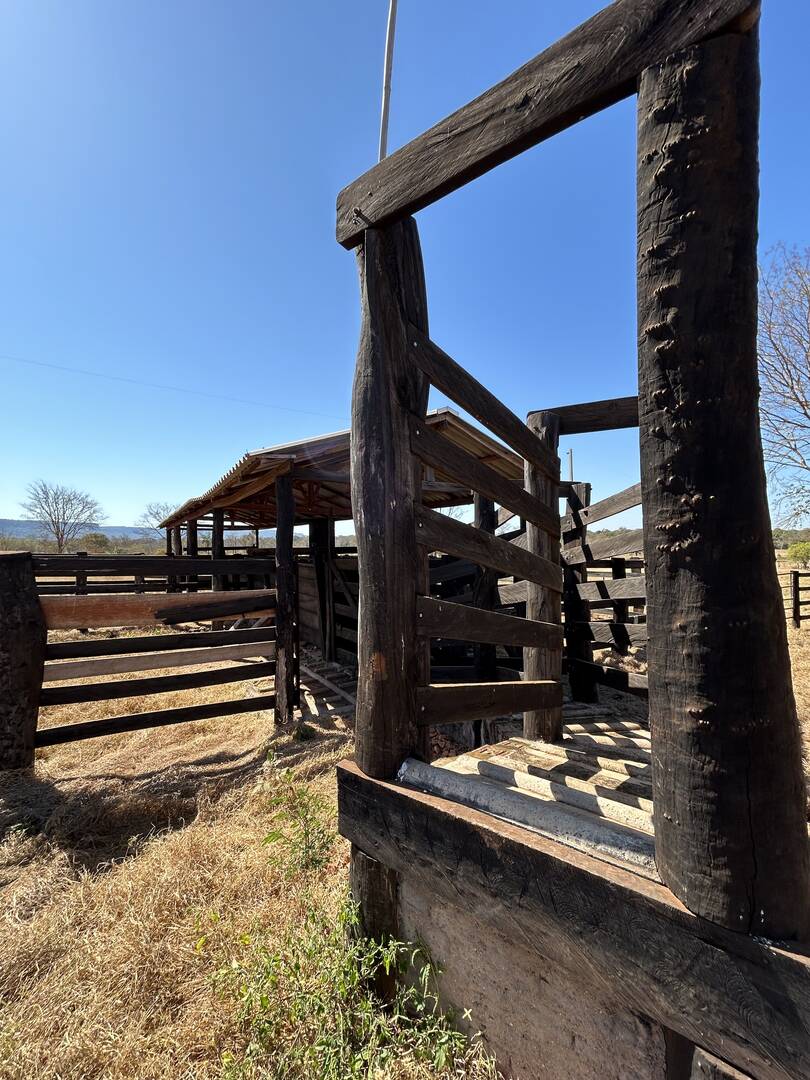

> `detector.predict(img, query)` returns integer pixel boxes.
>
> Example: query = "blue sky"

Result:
[1,1,807,529]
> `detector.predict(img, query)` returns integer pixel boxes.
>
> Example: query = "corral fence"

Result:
[778,568,810,628]
[0,541,300,769]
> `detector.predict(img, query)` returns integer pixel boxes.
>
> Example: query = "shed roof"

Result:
[160,408,523,529]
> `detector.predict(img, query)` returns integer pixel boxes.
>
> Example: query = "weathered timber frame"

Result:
[337,0,810,1075]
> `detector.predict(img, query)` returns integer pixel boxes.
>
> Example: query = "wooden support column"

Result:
[351,217,429,779]
[211,509,225,590]
[274,473,297,726]
[0,553,46,769]
[165,528,178,593]
[186,520,199,593]
[472,495,498,685]
[563,482,598,702]
[638,22,810,938]
[309,517,336,662]
[523,411,562,741]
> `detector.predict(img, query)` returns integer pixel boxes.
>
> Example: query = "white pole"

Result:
[378,0,399,161]
[567,448,574,482]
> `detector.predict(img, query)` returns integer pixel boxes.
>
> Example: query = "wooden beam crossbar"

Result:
[416,681,562,727]
[409,414,558,536]
[416,596,561,650]
[45,626,276,660]
[40,589,276,630]
[43,639,277,682]
[416,507,561,594]
[561,483,642,534]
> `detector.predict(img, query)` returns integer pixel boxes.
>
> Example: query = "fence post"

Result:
[564,482,597,702]
[0,553,46,770]
[523,411,562,741]
[792,570,801,628]
[274,473,297,726]
[638,22,810,938]
[186,519,199,593]
[310,517,336,661]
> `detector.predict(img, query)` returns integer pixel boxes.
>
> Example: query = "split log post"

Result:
[274,473,297,725]
[350,218,429,965]
[165,528,178,594]
[637,20,810,938]
[186,520,199,593]
[310,517,336,661]
[210,509,226,627]
[563,482,598,702]
[0,553,46,769]
[523,411,562,740]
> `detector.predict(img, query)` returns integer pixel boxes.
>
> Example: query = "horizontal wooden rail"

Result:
[576,621,647,648]
[406,327,558,479]
[43,639,277,682]
[40,589,276,629]
[35,694,277,747]
[409,414,559,536]
[33,556,274,575]
[534,397,639,436]
[568,659,648,696]
[38,582,178,596]
[335,0,751,247]
[416,508,561,594]
[416,680,562,726]
[561,483,642,533]
[576,578,646,603]
[416,596,561,650]
[39,659,276,707]
[46,626,275,660]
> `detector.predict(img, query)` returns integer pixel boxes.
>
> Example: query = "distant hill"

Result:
[0,518,145,540]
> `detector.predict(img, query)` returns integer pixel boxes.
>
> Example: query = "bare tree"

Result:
[136,501,176,540]
[758,244,810,523]
[21,481,104,553]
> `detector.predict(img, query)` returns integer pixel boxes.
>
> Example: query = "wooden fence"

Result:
[779,569,810,627]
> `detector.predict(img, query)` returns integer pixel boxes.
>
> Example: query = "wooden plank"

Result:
[335,0,753,248]
[523,411,562,740]
[33,556,274,576]
[533,397,639,436]
[337,761,810,1080]
[45,626,276,660]
[568,659,648,695]
[0,554,46,769]
[409,415,558,535]
[638,26,810,939]
[416,507,561,594]
[561,483,642,533]
[416,596,561,650]
[274,473,297,726]
[497,580,527,606]
[406,327,558,478]
[351,218,430,780]
[43,639,277,681]
[38,659,276,707]
[562,529,645,566]
[578,621,647,648]
[40,589,276,630]
[35,694,276,747]
[564,481,598,703]
[576,577,646,604]
[416,680,561,726]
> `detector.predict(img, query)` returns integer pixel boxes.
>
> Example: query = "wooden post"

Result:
[472,495,498,684]
[351,217,429,780]
[610,557,630,653]
[792,570,801,629]
[0,553,46,770]
[523,411,562,740]
[350,217,429,966]
[211,509,225,589]
[186,520,199,593]
[309,517,336,661]
[274,473,297,726]
[165,527,178,594]
[638,22,810,939]
[563,482,598,702]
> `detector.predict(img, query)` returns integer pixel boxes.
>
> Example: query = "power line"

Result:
[0,352,348,423]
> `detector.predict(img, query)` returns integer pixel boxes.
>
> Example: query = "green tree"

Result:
[787,541,810,568]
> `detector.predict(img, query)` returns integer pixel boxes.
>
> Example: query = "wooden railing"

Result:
[351,219,563,780]
[781,569,810,628]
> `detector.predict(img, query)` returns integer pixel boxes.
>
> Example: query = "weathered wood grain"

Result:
[561,483,642,534]
[43,639,277,682]
[274,473,297,726]
[416,681,561,727]
[0,553,46,769]
[533,396,640,436]
[578,621,647,648]
[638,26,810,939]
[406,327,559,479]
[416,595,561,650]
[335,0,754,247]
[337,761,810,1080]
[33,556,273,576]
[524,411,563,739]
[576,577,646,604]
[472,495,499,690]
[45,625,275,660]
[568,659,648,696]
[39,589,276,630]
[409,415,558,535]
[35,694,276,747]
[351,219,430,779]
[416,507,561,593]
[563,481,598,703]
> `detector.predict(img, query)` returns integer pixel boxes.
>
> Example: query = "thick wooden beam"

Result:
[407,327,558,479]
[416,506,561,593]
[43,639,277,682]
[472,495,499,689]
[524,411,563,740]
[532,396,639,436]
[211,508,226,596]
[638,25,810,939]
[416,681,561,727]
[410,416,558,535]
[417,597,560,651]
[309,518,336,662]
[351,219,430,780]
[40,589,276,630]
[560,482,642,533]
[569,658,648,696]
[33,555,273,576]
[273,473,297,726]
[0,553,46,769]
[335,0,753,248]
[337,761,810,1080]
[564,482,598,703]
[45,625,275,660]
